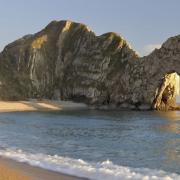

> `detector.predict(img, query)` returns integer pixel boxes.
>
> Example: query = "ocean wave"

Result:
[0,147,179,180]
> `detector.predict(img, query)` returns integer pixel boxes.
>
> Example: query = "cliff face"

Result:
[0,20,180,110]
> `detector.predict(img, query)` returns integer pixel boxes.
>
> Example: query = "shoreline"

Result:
[0,102,179,179]
[0,100,179,112]
[0,100,88,112]
[0,156,88,180]
[0,100,89,179]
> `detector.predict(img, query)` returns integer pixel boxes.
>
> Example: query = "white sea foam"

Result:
[0,148,179,180]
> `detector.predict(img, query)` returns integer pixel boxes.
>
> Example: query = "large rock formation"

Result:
[0,20,180,110]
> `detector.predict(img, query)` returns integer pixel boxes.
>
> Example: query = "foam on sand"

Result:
[0,147,179,180]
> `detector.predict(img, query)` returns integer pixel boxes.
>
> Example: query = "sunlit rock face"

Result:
[0,20,138,104]
[0,20,180,110]
[136,35,180,110]
[153,73,179,110]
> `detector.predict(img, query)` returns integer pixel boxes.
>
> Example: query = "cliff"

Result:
[0,20,179,110]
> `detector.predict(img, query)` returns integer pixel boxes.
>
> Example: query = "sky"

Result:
[0,0,180,100]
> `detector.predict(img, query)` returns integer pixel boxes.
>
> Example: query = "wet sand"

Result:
[0,157,87,180]
[0,100,88,112]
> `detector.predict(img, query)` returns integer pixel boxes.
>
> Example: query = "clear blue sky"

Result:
[0,0,180,100]
[0,0,180,55]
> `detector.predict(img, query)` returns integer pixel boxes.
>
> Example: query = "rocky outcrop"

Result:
[137,36,180,110]
[153,73,179,110]
[0,20,180,110]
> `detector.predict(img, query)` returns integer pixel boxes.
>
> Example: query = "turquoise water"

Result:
[0,110,179,179]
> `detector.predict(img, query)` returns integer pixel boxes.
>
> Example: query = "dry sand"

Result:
[0,99,88,112]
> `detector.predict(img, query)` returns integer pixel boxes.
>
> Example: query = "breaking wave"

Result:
[0,147,179,180]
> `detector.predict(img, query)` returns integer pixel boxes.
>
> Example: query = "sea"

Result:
[0,109,179,180]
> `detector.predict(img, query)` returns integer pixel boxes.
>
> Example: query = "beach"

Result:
[0,157,86,180]
[0,104,178,179]
[0,100,88,112]
[0,100,88,180]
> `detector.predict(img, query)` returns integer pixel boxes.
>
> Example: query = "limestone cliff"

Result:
[0,20,179,110]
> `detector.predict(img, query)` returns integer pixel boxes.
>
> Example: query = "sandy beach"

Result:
[0,99,88,179]
[0,157,87,180]
[0,100,88,112]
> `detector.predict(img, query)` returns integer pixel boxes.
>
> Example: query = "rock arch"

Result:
[134,35,180,110]
[0,20,180,111]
